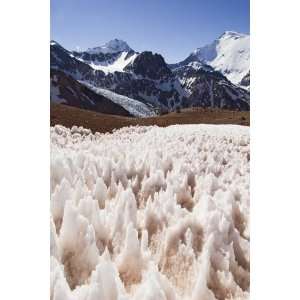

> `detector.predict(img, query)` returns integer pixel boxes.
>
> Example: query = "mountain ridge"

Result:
[85,38,133,54]
[50,32,250,115]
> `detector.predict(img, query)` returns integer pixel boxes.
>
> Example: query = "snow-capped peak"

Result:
[219,31,247,39]
[191,31,250,86]
[50,40,62,47]
[86,39,133,54]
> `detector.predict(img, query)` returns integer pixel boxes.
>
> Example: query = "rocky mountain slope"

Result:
[173,62,249,110]
[50,69,132,117]
[240,71,250,90]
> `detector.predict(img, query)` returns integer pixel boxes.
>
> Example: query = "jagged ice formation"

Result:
[50,124,250,300]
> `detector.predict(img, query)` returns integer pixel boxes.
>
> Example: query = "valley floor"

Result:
[51,103,249,134]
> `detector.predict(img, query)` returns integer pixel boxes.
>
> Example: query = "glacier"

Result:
[50,124,250,300]
[81,82,156,117]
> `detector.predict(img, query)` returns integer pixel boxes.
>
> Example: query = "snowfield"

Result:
[83,52,138,75]
[51,124,250,300]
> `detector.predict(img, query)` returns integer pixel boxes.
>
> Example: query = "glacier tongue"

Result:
[81,82,156,117]
[51,124,250,300]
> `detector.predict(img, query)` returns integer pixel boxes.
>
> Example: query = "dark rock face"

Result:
[113,76,182,108]
[72,51,117,64]
[50,42,106,82]
[174,65,250,110]
[50,69,132,117]
[50,41,250,112]
[51,42,89,75]
[125,51,172,80]
[240,71,250,88]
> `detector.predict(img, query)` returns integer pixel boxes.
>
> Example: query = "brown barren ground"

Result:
[51,103,250,133]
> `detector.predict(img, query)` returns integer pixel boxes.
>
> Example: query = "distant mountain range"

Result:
[50,32,250,116]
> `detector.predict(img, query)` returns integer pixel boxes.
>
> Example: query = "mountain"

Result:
[50,69,133,117]
[51,42,187,110]
[50,41,106,81]
[85,38,132,54]
[50,36,250,113]
[173,62,249,110]
[72,39,138,75]
[175,31,250,88]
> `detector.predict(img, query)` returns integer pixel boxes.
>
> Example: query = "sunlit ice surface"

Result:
[51,124,249,300]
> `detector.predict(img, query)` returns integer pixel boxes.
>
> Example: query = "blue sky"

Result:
[51,0,249,63]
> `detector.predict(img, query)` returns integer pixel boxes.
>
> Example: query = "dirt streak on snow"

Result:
[50,124,250,300]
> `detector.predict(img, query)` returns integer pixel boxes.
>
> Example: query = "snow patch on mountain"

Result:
[187,61,214,72]
[193,31,250,86]
[79,51,138,74]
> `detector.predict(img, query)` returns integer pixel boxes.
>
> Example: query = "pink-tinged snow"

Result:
[50,124,250,300]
